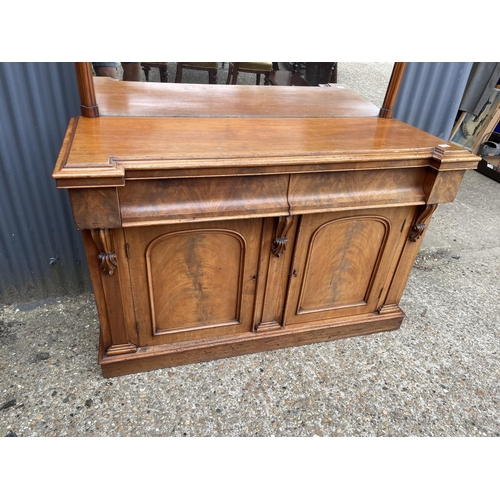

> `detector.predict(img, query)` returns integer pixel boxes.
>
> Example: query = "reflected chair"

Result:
[175,63,219,84]
[226,62,273,85]
[141,63,169,82]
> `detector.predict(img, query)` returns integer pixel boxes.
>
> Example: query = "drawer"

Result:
[119,175,290,226]
[288,168,427,214]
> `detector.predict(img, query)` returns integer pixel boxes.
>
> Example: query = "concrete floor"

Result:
[1,64,499,440]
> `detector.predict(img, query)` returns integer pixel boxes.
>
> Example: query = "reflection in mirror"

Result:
[78,62,403,119]
[101,62,394,108]
[336,63,394,109]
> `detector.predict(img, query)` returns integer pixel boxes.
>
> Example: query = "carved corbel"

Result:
[409,204,437,242]
[90,229,118,275]
[272,216,293,257]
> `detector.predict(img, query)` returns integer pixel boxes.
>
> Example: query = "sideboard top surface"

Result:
[92,78,381,118]
[53,115,479,186]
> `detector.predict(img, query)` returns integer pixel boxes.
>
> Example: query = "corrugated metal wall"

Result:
[394,62,473,139]
[0,62,91,303]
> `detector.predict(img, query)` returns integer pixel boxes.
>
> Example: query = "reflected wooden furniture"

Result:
[90,77,380,117]
[56,63,479,377]
[175,62,218,84]
[269,70,309,87]
[226,62,273,85]
[305,62,337,85]
[331,63,338,84]
[141,62,168,82]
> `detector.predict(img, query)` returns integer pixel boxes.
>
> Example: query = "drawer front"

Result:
[288,168,427,214]
[119,175,289,226]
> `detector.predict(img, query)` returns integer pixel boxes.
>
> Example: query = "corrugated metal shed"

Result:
[0,62,91,303]
[394,62,473,139]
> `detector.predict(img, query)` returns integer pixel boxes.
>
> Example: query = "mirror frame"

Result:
[74,62,407,119]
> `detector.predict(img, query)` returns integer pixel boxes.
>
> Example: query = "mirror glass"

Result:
[96,62,394,108]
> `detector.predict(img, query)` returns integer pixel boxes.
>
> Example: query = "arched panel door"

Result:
[124,219,263,346]
[283,206,414,327]
[147,229,245,334]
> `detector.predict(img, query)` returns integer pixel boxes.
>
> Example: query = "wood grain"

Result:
[93,78,381,118]
[99,308,405,377]
[147,229,244,333]
[256,216,298,332]
[83,229,137,356]
[125,219,262,346]
[53,116,478,190]
[379,63,407,119]
[62,116,476,169]
[288,168,427,214]
[283,207,412,326]
[423,169,466,204]
[75,63,99,117]
[69,188,121,229]
[118,175,290,226]
[298,216,389,311]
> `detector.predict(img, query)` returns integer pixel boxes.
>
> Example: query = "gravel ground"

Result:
[1,170,499,438]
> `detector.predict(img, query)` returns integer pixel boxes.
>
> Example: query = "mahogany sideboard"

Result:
[53,74,479,377]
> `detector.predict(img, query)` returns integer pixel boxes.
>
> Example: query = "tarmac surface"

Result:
[1,63,499,437]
